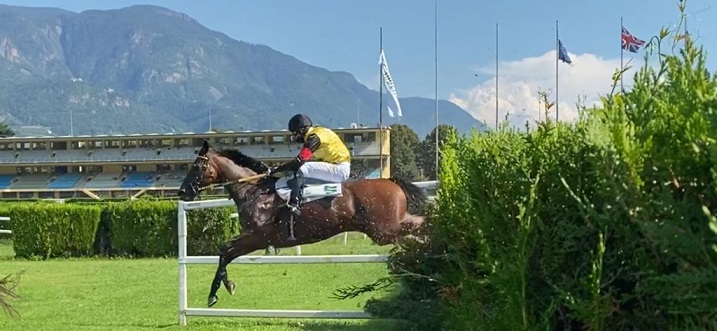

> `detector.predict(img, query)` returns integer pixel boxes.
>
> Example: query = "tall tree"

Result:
[418,124,458,180]
[0,122,13,138]
[349,159,373,179]
[389,124,421,181]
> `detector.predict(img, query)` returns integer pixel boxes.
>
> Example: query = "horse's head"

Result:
[178,140,271,201]
[178,140,217,201]
[177,140,266,201]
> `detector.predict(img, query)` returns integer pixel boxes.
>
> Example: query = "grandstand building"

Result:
[0,126,390,200]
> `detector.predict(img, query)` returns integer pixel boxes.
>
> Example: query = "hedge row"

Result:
[6,200,239,259]
[365,11,717,331]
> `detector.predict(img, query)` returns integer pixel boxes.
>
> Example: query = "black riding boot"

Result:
[287,175,304,215]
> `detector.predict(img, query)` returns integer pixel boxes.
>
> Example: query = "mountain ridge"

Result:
[0,4,487,138]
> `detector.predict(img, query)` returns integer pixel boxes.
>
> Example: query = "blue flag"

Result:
[558,39,572,64]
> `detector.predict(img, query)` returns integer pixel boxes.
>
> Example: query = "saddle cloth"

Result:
[274,176,343,203]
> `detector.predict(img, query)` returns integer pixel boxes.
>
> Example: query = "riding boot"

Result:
[287,175,304,215]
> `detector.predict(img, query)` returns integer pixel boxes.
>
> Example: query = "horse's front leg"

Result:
[208,233,266,307]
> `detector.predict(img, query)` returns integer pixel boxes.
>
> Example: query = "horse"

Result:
[177,140,428,307]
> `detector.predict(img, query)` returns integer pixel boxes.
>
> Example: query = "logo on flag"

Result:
[558,39,572,64]
[621,27,645,53]
[379,49,403,118]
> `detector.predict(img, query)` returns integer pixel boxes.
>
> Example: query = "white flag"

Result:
[379,49,403,117]
[387,105,394,118]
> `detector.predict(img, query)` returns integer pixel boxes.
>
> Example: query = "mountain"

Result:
[0,4,486,138]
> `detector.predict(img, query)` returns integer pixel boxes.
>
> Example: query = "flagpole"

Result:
[434,0,439,180]
[555,20,559,122]
[620,16,624,92]
[495,22,499,129]
[379,27,384,178]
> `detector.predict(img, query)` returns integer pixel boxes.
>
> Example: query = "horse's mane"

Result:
[214,148,269,174]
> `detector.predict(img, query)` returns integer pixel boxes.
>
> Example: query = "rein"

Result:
[198,173,268,192]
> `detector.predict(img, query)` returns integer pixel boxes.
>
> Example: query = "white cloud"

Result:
[449,50,642,129]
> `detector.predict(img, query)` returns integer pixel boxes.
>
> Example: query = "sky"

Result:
[2,0,715,128]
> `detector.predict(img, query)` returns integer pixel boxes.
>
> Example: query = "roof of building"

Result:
[0,125,384,141]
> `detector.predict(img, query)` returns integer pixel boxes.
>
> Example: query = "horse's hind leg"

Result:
[399,214,428,243]
[209,233,265,307]
[400,214,426,235]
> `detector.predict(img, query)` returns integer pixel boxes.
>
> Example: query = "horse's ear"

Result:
[199,139,210,155]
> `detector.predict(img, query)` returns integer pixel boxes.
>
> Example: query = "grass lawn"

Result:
[0,234,406,331]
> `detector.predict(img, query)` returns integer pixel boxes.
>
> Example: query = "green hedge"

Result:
[0,202,23,240]
[10,203,101,258]
[366,10,717,331]
[105,200,237,257]
[5,200,240,259]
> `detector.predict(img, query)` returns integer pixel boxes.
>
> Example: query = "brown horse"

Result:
[177,140,428,307]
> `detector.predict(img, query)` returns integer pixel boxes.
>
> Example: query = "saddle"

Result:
[273,175,344,241]
[274,176,343,203]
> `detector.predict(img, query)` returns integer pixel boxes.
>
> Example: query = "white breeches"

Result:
[298,161,351,183]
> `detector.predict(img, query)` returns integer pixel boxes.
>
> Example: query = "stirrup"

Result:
[288,211,297,241]
[287,203,301,215]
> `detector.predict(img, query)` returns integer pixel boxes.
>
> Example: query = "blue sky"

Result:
[2,0,715,126]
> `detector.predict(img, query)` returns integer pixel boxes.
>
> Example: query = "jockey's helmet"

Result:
[288,114,313,143]
[288,114,313,132]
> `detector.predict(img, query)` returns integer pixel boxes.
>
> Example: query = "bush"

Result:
[105,200,177,257]
[0,202,22,240]
[10,203,101,258]
[367,4,717,330]
[105,200,239,257]
[5,199,240,259]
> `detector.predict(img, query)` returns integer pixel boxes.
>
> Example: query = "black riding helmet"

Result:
[288,114,313,142]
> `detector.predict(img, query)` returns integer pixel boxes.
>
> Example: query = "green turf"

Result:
[0,234,405,331]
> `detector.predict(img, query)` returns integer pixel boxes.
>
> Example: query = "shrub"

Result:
[366,4,717,329]
[9,203,101,258]
[6,199,240,259]
[106,200,238,257]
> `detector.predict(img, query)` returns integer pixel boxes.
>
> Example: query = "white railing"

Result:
[178,180,438,325]
[178,198,390,326]
[0,216,9,235]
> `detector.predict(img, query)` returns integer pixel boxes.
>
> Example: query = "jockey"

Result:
[270,113,351,214]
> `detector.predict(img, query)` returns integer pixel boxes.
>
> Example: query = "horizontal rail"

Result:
[184,308,373,319]
[181,254,388,265]
[180,199,235,210]
[0,216,9,235]
[412,180,438,188]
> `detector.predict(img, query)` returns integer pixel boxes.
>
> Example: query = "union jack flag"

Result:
[622,26,645,53]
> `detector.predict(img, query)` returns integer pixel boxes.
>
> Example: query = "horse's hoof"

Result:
[208,295,218,307]
[225,281,236,295]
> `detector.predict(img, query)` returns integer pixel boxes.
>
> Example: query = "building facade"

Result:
[0,127,390,199]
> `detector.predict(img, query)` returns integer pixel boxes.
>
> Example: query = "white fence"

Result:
[178,199,389,325]
[177,180,438,326]
[0,216,9,235]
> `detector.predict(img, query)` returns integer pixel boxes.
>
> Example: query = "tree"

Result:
[349,159,373,179]
[389,124,421,181]
[0,121,13,138]
[418,124,458,180]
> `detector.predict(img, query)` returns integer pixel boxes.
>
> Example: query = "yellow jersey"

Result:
[303,126,351,164]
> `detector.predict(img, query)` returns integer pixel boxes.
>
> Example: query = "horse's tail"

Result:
[388,177,428,215]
